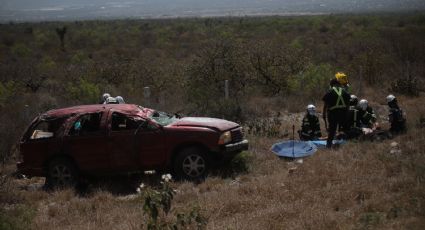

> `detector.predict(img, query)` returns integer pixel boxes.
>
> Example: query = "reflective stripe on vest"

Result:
[329,87,346,110]
[353,109,357,128]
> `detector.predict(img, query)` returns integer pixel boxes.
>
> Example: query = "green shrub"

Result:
[294,63,333,100]
[391,76,419,96]
[229,151,253,174]
[358,212,383,229]
[138,175,207,230]
[70,51,90,64]
[0,81,16,108]
[11,43,31,57]
[218,151,254,178]
[66,78,100,104]
[0,205,36,230]
[36,56,57,73]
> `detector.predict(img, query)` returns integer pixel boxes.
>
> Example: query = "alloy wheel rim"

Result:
[182,154,205,177]
[51,164,73,185]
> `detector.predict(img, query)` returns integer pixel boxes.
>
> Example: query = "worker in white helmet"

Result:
[298,104,322,141]
[386,94,406,134]
[100,93,111,104]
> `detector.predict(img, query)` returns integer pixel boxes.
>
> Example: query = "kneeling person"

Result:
[299,104,322,141]
[387,94,406,134]
[344,95,362,139]
[358,99,377,130]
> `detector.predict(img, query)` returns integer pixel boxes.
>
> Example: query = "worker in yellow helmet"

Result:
[335,72,350,93]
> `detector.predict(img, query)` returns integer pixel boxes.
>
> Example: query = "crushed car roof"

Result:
[42,104,153,119]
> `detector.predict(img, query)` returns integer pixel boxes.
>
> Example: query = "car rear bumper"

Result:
[16,162,44,177]
[224,139,249,153]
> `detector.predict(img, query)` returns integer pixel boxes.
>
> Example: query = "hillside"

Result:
[1,13,425,229]
[2,0,425,22]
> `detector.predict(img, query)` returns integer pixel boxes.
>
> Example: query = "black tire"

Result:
[173,147,210,181]
[46,158,79,189]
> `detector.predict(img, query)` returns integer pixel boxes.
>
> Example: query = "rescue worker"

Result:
[344,95,362,139]
[350,94,358,107]
[116,96,125,104]
[322,78,350,148]
[386,94,406,134]
[298,104,322,141]
[335,72,350,93]
[358,99,377,129]
[100,93,111,104]
[105,96,118,104]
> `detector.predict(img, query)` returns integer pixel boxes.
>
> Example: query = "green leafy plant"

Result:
[139,174,207,230]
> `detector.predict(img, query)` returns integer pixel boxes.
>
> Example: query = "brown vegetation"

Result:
[1,13,425,229]
[1,97,425,229]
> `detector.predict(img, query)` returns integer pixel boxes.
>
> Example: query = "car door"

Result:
[107,111,142,172]
[135,120,166,169]
[20,118,66,174]
[62,112,110,173]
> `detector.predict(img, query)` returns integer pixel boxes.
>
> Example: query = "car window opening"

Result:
[29,118,66,140]
[69,113,102,136]
[111,112,141,131]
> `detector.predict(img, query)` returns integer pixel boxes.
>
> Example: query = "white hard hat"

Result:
[307,104,316,115]
[307,104,316,110]
[386,94,396,103]
[103,93,111,100]
[350,94,357,100]
[116,96,125,104]
[359,99,368,110]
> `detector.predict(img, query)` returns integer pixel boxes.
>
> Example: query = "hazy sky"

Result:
[1,0,424,22]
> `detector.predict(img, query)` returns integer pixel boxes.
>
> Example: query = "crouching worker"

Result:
[387,94,406,134]
[100,93,111,104]
[344,95,362,139]
[358,99,378,130]
[298,104,322,140]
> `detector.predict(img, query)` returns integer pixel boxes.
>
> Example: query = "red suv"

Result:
[17,104,248,187]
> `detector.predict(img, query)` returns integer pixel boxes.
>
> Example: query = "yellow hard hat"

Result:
[335,72,348,85]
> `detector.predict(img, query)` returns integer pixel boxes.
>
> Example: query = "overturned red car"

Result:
[17,104,248,187]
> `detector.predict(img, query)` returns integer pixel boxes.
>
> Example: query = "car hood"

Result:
[169,117,239,131]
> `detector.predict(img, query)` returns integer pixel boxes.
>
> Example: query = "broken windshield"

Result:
[149,110,179,126]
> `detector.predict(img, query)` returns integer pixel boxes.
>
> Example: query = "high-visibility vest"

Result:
[329,87,347,111]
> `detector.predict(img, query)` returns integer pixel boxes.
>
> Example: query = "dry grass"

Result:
[1,94,425,230]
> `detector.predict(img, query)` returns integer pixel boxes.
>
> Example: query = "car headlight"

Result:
[218,131,232,145]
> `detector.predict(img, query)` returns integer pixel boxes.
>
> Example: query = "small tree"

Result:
[56,26,67,51]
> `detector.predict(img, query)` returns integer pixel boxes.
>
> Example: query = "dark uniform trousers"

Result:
[326,108,347,148]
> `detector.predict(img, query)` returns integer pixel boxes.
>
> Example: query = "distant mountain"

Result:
[1,0,425,22]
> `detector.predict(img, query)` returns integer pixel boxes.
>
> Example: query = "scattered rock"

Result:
[389,141,402,154]
[288,167,297,174]
[229,177,241,186]
[117,194,138,201]
[26,183,43,191]
[390,142,399,148]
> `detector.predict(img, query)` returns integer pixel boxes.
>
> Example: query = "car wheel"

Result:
[46,158,78,189]
[174,147,210,181]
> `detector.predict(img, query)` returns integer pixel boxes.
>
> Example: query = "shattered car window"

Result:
[149,110,178,126]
